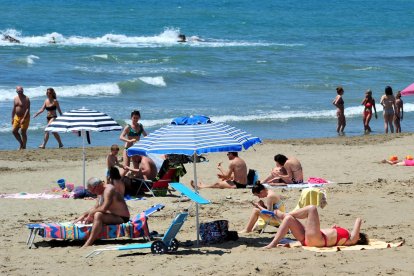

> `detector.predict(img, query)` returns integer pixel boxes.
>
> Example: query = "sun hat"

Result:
[389,155,398,162]
[405,155,413,160]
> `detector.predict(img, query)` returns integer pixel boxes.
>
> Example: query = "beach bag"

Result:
[199,220,229,244]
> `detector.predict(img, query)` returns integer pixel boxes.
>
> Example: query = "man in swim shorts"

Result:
[12,86,30,149]
[74,177,130,248]
[193,152,248,189]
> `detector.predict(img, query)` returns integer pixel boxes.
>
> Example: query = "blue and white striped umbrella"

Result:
[127,122,261,157]
[45,108,122,133]
[45,108,122,187]
[127,116,261,245]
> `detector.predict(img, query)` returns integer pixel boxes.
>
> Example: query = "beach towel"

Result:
[279,238,404,252]
[292,187,327,211]
[27,212,149,241]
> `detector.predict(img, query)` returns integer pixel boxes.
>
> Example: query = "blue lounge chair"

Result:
[86,212,188,257]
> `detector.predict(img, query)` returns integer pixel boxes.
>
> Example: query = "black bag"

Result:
[247,169,257,185]
[199,220,229,244]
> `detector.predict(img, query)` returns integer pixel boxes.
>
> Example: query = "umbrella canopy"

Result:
[45,108,122,187]
[401,83,414,96]
[127,115,261,245]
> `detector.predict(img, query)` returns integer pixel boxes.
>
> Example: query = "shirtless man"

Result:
[195,152,248,189]
[12,86,30,149]
[125,155,157,180]
[265,154,304,185]
[74,177,130,248]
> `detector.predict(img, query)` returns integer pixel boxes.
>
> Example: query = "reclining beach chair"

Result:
[86,212,188,257]
[26,204,165,249]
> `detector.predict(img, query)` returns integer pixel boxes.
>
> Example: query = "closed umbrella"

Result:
[127,115,261,245]
[45,107,122,187]
[401,83,414,96]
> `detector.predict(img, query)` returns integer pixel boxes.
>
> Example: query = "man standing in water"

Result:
[12,86,30,149]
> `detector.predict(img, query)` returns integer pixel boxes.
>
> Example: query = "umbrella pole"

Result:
[193,151,200,247]
[82,130,86,188]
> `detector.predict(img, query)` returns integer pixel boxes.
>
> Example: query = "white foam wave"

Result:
[138,76,166,87]
[354,66,381,71]
[92,54,109,59]
[0,82,121,101]
[26,55,39,64]
[1,28,303,48]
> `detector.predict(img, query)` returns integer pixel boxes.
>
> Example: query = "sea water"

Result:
[1,0,414,150]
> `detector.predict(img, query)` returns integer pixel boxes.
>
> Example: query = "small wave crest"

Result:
[0,82,121,101]
[26,55,39,65]
[139,76,166,87]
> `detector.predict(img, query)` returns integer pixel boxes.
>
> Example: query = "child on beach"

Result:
[381,155,414,166]
[106,144,124,183]
[119,110,147,169]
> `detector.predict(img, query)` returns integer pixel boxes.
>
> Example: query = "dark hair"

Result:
[228,152,238,157]
[131,110,141,118]
[252,182,265,194]
[110,144,119,151]
[357,233,369,245]
[109,167,121,180]
[274,154,288,165]
[46,88,57,99]
[336,86,344,94]
[385,86,393,96]
[396,91,401,98]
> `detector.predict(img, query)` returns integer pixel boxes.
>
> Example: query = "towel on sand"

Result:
[292,187,327,211]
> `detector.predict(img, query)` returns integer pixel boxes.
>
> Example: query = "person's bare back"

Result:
[230,156,248,184]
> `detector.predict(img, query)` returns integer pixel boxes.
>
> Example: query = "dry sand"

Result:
[0,134,413,275]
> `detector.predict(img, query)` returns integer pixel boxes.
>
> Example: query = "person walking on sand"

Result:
[74,177,130,248]
[12,86,30,149]
[120,110,147,168]
[394,91,403,133]
[263,205,368,249]
[33,88,63,148]
[239,183,284,233]
[380,86,396,134]
[361,89,377,134]
[332,86,346,135]
[193,152,248,189]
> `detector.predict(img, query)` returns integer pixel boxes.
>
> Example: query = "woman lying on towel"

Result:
[263,205,368,249]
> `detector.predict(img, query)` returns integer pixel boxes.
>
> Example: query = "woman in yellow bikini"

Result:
[119,110,147,168]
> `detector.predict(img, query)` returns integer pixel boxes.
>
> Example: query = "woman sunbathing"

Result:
[263,205,368,249]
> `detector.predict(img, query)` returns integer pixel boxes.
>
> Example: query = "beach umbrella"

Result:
[127,115,262,245]
[401,83,414,96]
[45,107,122,187]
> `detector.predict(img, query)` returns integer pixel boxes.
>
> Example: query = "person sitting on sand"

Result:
[106,144,124,183]
[381,155,414,166]
[193,152,247,189]
[124,155,157,180]
[263,154,303,185]
[74,177,130,248]
[239,182,284,233]
[263,205,368,249]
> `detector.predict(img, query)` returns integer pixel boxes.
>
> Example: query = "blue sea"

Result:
[1,0,414,150]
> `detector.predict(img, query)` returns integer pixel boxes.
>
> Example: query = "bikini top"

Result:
[45,105,57,111]
[337,97,344,105]
[365,102,372,108]
[128,123,143,137]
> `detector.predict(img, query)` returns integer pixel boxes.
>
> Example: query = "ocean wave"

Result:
[138,76,166,87]
[354,66,381,71]
[1,28,303,48]
[26,55,39,65]
[0,82,121,101]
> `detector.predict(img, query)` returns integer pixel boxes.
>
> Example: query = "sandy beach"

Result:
[1,134,413,275]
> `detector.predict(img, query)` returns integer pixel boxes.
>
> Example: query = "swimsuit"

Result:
[364,102,373,117]
[128,123,144,137]
[383,108,394,116]
[120,216,130,223]
[232,180,247,189]
[291,178,304,184]
[332,226,350,245]
[301,231,328,247]
[12,115,30,130]
[45,105,57,111]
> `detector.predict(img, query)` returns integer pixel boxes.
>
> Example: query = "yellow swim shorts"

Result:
[12,115,30,130]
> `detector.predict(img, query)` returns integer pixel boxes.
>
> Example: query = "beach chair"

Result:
[26,204,165,249]
[86,212,188,257]
[258,200,286,234]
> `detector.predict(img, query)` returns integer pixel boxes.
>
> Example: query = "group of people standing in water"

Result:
[333,85,404,135]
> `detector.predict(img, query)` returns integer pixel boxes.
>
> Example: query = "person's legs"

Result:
[263,214,305,249]
[21,128,28,149]
[40,131,49,148]
[82,212,124,248]
[240,207,274,233]
[340,114,346,133]
[196,180,236,189]
[52,132,64,147]
[387,114,394,133]
[365,113,372,132]
[12,126,23,149]
[123,149,130,168]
